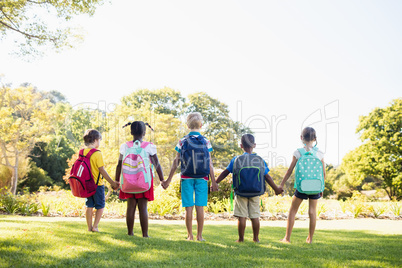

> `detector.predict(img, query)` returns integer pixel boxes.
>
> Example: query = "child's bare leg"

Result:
[138,198,149,237]
[250,218,260,242]
[86,207,93,231]
[92,208,104,232]
[126,198,137,236]
[307,199,318,244]
[185,206,194,240]
[281,196,303,243]
[195,206,205,241]
[237,217,246,242]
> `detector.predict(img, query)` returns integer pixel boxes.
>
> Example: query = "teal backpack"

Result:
[294,147,324,195]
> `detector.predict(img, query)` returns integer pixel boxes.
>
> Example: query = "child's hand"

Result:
[211,182,219,192]
[112,181,120,191]
[161,180,169,190]
[275,186,283,195]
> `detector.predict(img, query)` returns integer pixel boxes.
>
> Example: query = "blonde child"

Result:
[115,121,165,237]
[279,127,326,244]
[83,129,119,232]
[162,112,218,241]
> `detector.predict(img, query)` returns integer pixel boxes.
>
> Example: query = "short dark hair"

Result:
[83,129,102,146]
[241,134,255,148]
[301,127,317,142]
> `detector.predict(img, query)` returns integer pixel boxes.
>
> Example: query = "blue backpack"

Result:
[294,147,325,194]
[232,154,266,197]
[180,135,210,178]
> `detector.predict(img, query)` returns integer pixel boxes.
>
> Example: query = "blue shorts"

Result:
[86,185,105,209]
[294,189,321,200]
[181,179,208,207]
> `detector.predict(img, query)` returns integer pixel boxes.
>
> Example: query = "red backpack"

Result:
[68,148,101,198]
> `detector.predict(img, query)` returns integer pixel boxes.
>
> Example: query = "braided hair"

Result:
[122,121,154,136]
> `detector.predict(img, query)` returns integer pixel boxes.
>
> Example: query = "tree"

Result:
[120,87,186,117]
[0,85,54,194]
[0,0,104,56]
[342,99,402,200]
[186,92,251,168]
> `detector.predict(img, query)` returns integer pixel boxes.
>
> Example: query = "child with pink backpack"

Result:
[115,121,165,237]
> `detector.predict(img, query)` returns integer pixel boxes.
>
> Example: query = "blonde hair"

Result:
[186,112,203,129]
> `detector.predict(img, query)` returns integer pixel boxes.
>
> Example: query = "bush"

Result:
[18,162,53,192]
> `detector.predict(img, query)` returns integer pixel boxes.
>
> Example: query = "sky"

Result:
[0,0,401,167]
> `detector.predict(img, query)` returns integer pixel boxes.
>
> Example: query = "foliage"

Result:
[0,0,104,57]
[342,98,402,200]
[186,92,250,168]
[29,137,75,187]
[18,161,53,192]
[0,85,55,194]
[120,88,186,117]
[268,166,294,196]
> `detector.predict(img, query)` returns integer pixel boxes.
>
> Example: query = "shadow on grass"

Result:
[0,217,401,267]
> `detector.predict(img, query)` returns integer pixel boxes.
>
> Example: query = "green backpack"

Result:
[294,147,324,195]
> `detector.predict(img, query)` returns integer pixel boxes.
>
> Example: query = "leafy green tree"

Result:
[0,0,104,56]
[120,88,186,117]
[342,99,402,200]
[186,92,251,168]
[18,161,53,192]
[30,137,75,187]
[0,85,55,194]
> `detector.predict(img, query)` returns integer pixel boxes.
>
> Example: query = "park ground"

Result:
[1,216,401,267]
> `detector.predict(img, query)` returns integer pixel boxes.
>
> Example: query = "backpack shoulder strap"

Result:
[140,141,151,149]
[79,149,85,157]
[85,148,99,159]
[126,141,134,147]
[297,148,307,156]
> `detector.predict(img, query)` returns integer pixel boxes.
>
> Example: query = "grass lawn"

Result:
[0,216,401,267]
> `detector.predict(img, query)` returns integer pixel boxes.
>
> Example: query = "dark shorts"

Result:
[294,189,321,200]
[86,185,105,209]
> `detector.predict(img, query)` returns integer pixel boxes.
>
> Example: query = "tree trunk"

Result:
[10,155,18,195]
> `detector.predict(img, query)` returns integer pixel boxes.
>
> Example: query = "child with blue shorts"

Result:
[163,112,218,241]
[83,129,119,232]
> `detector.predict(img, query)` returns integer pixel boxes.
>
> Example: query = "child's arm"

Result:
[280,156,298,188]
[99,166,119,190]
[215,169,230,184]
[163,152,180,189]
[209,152,218,191]
[321,158,326,197]
[115,154,123,183]
[265,173,282,195]
[150,154,165,183]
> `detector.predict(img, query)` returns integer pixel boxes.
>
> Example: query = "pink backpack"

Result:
[120,141,152,194]
[68,149,100,198]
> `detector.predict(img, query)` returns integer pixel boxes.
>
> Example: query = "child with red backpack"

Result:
[76,129,119,232]
[279,127,326,244]
[115,121,165,237]
[162,112,218,241]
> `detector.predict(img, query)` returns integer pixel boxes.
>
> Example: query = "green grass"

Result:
[0,216,401,267]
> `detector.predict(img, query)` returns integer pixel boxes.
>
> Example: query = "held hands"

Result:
[210,182,219,192]
[161,180,169,190]
[111,181,120,191]
[275,185,284,195]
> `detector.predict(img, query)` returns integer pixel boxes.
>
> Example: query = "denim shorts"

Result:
[86,185,105,209]
[294,189,321,200]
[181,179,208,207]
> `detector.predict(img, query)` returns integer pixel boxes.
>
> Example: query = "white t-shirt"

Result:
[119,141,157,157]
[293,147,324,161]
